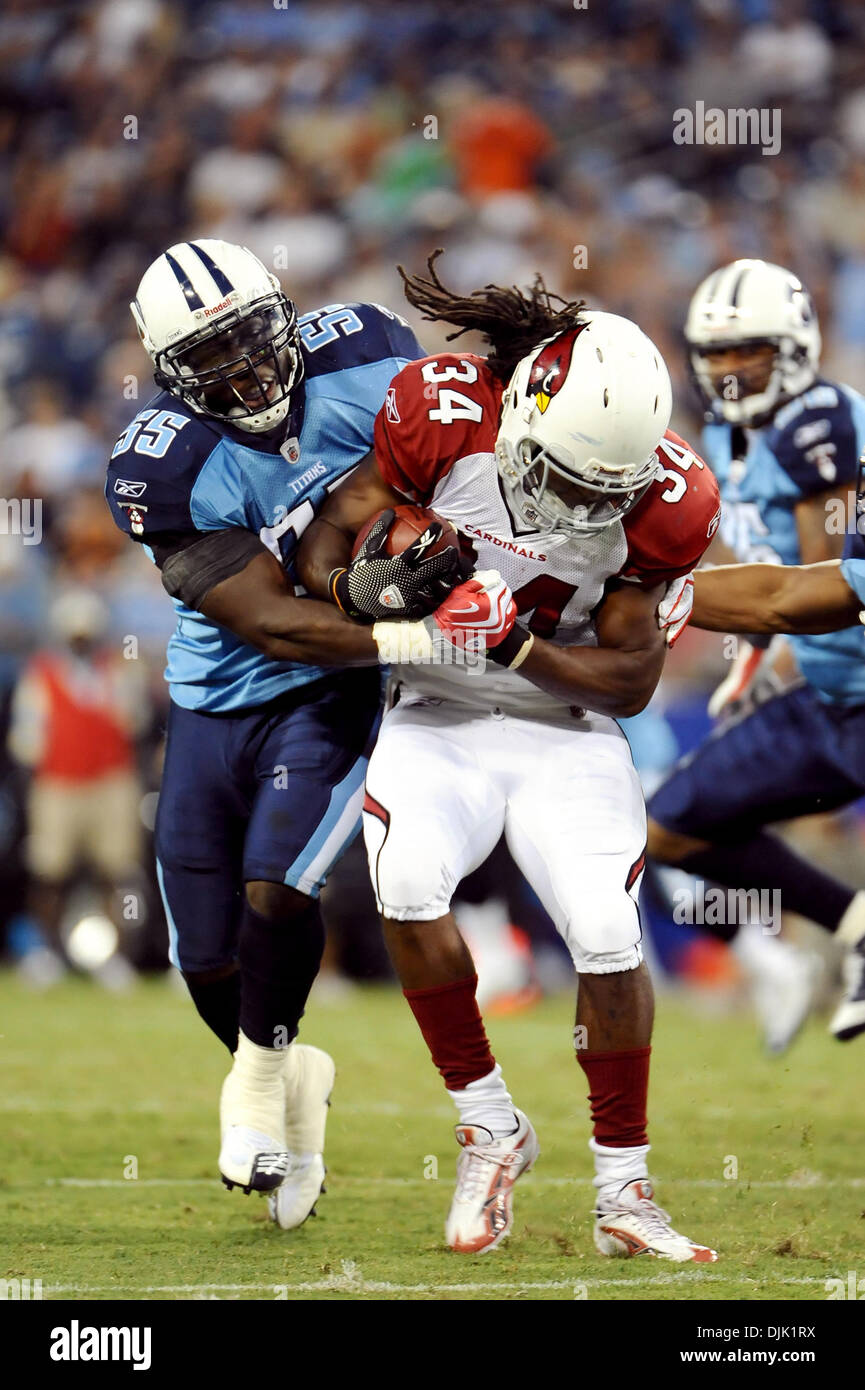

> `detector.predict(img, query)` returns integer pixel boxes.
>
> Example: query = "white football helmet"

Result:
[685,259,820,427]
[131,239,303,434]
[495,311,672,537]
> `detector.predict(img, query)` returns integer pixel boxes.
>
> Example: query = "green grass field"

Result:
[1,972,861,1302]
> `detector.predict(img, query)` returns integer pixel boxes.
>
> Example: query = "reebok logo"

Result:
[413,527,436,555]
[50,1321,152,1371]
[113,478,147,498]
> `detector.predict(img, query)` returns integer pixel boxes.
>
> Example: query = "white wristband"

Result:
[372,619,436,665]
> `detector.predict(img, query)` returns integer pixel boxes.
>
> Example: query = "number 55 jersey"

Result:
[373,353,722,718]
[105,302,424,712]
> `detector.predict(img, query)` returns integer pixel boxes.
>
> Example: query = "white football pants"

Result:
[362,696,647,974]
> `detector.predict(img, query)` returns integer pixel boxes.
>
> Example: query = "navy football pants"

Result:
[649,683,865,840]
[155,670,381,972]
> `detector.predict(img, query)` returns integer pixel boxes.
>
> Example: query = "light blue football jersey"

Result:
[106,302,423,711]
[704,378,865,705]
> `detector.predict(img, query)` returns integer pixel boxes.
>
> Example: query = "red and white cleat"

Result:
[445,1109,539,1254]
[594,1180,718,1263]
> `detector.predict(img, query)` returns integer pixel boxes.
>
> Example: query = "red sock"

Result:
[577,1046,650,1147]
[403,974,496,1091]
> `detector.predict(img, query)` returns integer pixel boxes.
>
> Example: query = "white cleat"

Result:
[219,1127,292,1194]
[745,940,823,1054]
[445,1109,539,1254]
[268,1044,335,1230]
[830,944,865,1041]
[594,1180,718,1263]
[268,1154,327,1230]
[219,1066,289,1195]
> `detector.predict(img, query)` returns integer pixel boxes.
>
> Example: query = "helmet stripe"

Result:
[164,251,204,310]
[728,265,749,307]
[701,269,724,304]
[186,242,235,296]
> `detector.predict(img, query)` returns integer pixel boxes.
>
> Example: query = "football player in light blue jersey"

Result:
[105,239,468,1228]
[648,260,865,1050]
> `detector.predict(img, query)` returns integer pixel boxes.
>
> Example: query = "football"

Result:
[352,503,459,561]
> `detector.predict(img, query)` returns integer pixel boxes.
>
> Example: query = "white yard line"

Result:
[43,1273,829,1296]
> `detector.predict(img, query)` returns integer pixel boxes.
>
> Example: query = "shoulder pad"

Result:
[768,382,858,495]
[374,354,500,502]
[298,301,424,381]
[106,393,220,538]
[622,430,722,584]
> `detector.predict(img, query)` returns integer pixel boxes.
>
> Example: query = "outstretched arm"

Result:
[691,560,861,635]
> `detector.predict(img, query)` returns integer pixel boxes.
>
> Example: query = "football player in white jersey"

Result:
[298,256,722,1261]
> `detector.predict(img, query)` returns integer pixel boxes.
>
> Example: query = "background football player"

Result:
[646,260,865,1050]
[105,238,493,1229]
[298,257,721,1261]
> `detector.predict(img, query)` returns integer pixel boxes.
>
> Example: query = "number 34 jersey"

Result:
[374,353,722,718]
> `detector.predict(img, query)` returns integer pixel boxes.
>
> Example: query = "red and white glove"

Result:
[432,571,516,648]
[372,571,533,668]
[657,573,694,648]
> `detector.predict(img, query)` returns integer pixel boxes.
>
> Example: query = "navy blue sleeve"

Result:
[105,395,219,540]
[770,385,859,498]
[298,301,424,380]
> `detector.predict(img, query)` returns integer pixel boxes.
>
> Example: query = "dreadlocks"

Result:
[398,249,586,383]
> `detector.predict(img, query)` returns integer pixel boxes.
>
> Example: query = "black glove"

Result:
[329,509,466,623]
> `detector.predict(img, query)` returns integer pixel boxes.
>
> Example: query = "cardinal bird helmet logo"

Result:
[525,324,588,413]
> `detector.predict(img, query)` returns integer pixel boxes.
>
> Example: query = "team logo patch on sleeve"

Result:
[119,503,148,535]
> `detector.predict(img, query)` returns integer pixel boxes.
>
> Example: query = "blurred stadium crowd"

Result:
[2,0,865,983]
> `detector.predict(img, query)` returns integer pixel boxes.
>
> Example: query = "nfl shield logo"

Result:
[378,584,405,609]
